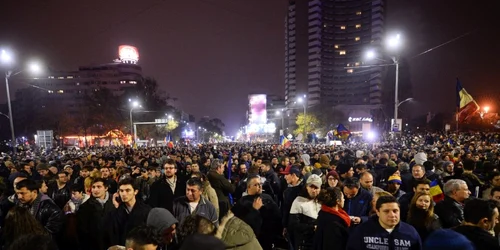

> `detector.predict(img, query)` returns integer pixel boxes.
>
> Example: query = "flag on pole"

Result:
[335,124,351,140]
[456,78,480,123]
[280,135,291,148]
[227,151,234,205]
[429,179,444,203]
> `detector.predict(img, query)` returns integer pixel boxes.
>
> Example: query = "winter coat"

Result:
[343,188,373,222]
[76,193,116,250]
[288,193,321,250]
[172,196,218,227]
[313,210,349,250]
[148,175,186,212]
[281,181,304,228]
[24,194,65,236]
[347,216,422,250]
[104,201,151,247]
[434,195,464,228]
[407,214,441,242]
[207,170,235,214]
[215,211,263,250]
[47,183,71,209]
[454,225,500,250]
[202,181,219,216]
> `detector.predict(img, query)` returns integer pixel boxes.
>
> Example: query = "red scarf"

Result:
[321,205,351,227]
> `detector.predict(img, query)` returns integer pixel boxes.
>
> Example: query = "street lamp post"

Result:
[129,100,140,145]
[1,49,42,154]
[298,95,307,140]
[275,110,285,135]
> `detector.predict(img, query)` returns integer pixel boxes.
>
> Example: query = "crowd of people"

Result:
[0,132,500,250]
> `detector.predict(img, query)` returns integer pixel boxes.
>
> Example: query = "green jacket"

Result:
[216,211,262,250]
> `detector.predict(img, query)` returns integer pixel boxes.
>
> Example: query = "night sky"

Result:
[1,0,499,135]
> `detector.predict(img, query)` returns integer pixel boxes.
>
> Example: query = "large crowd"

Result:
[1,132,500,250]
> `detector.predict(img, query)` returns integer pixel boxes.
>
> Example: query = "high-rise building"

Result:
[285,0,384,112]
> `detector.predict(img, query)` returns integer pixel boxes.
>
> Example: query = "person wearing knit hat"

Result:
[147,208,179,246]
[386,175,406,199]
[423,229,474,250]
[336,164,354,181]
[441,161,454,178]
[306,174,322,188]
[414,152,427,165]
[301,153,311,166]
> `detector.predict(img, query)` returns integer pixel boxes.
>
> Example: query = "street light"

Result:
[275,109,285,135]
[129,99,141,144]
[297,94,307,139]
[398,98,414,107]
[1,49,43,154]
[366,33,403,132]
[484,106,490,113]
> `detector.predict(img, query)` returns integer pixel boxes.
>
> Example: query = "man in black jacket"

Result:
[77,177,116,250]
[453,199,500,250]
[105,178,151,248]
[15,179,64,236]
[260,160,281,203]
[47,171,71,209]
[148,159,186,212]
[435,179,471,228]
[207,159,235,219]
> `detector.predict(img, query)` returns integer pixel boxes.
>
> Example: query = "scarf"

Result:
[96,192,109,207]
[321,204,351,227]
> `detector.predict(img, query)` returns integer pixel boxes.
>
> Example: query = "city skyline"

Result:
[0,0,499,135]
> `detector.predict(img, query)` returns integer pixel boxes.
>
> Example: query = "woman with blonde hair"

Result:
[407,191,441,241]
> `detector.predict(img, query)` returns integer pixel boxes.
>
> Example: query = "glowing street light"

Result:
[129,99,141,144]
[365,50,376,60]
[484,106,490,113]
[1,48,43,153]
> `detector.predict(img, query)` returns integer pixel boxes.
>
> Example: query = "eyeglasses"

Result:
[164,167,175,170]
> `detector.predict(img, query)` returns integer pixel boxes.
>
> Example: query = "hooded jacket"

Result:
[347,216,422,250]
[343,188,373,222]
[454,225,500,250]
[216,211,263,250]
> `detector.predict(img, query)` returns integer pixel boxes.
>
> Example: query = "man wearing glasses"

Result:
[148,159,186,212]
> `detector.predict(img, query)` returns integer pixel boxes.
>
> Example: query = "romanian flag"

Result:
[456,78,479,123]
[335,124,351,140]
[429,179,444,203]
[280,135,291,148]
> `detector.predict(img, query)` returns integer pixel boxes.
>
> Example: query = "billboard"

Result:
[119,45,139,64]
[248,94,267,125]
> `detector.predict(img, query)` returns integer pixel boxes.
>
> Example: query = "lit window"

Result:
[76,82,80,86]
[48,90,54,94]
[339,50,346,55]
[347,69,353,73]
[120,80,126,84]
[356,24,361,29]
[58,76,64,79]
[356,11,362,15]
[130,81,137,84]
[355,37,360,41]
[334,45,339,49]
[57,90,64,94]
[48,76,54,79]
[355,62,360,66]
[340,25,346,30]
[67,76,73,79]
[323,24,327,28]
[346,63,350,67]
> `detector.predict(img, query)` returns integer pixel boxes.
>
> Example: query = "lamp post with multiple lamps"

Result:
[1,49,42,154]
[128,99,141,144]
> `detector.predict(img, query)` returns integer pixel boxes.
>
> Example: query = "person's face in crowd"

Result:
[453,184,470,202]
[355,168,366,175]
[115,160,124,168]
[414,184,430,194]
[307,184,320,199]
[191,164,200,173]
[387,182,401,193]
[119,184,138,204]
[71,190,83,202]
[80,169,90,178]
[412,166,425,179]
[242,155,248,162]
[371,194,381,211]
[141,169,148,179]
[492,191,500,202]
[256,159,262,166]
[334,155,340,161]
[164,163,176,178]
[91,181,108,199]
[446,163,454,173]
[16,187,37,204]
[98,158,104,166]
[58,173,68,184]
[327,175,338,188]
[377,202,400,229]
[192,155,198,162]
[247,178,262,195]
[260,164,270,174]
[345,167,355,178]
[443,155,450,161]
[23,165,32,174]
[239,165,247,174]
[390,154,397,161]
[49,166,58,175]
[100,168,110,178]
[290,157,296,165]
[38,169,49,177]
[186,184,202,202]
[272,158,278,165]
[416,194,431,210]
[205,158,211,166]
[474,155,480,162]
[360,174,374,190]
[39,181,48,194]
[313,154,319,160]
[337,192,345,208]
[492,176,500,187]
[148,169,155,178]
[343,186,359,199]
[29,161,35,167]
[283,158,290,166]
[155,169,161,178]
[185,164,192,173]
[285,173,297,184]
[482,207,499,231]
